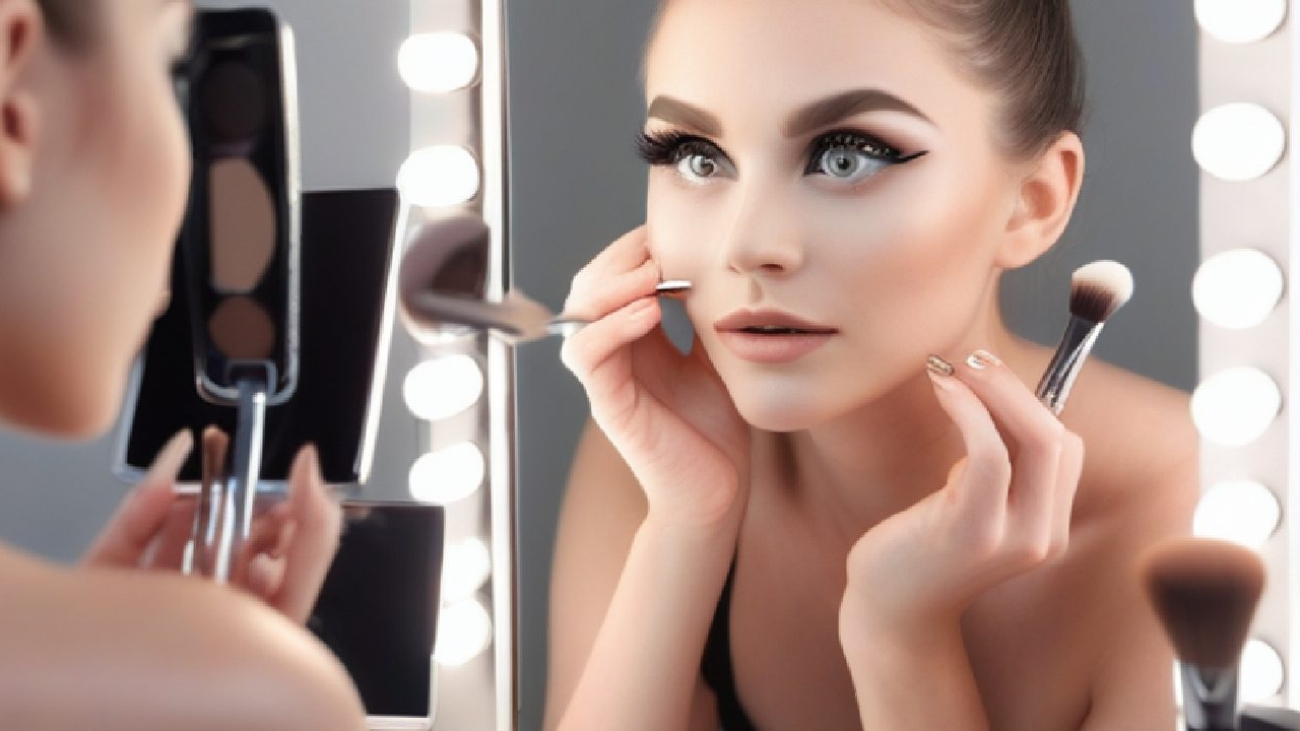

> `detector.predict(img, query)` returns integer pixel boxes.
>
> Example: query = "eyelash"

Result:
[634,128,925,175]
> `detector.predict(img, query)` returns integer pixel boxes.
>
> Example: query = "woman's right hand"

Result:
[561,227,750,530]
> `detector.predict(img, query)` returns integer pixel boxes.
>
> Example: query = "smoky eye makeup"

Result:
[636,129,726,167]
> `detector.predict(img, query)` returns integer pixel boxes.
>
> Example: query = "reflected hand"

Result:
[561,226,750,530]
[840,351,1085,643]
[82,429,343,625]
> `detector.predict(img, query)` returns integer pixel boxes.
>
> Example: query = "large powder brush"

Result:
[1141,538,1266,731]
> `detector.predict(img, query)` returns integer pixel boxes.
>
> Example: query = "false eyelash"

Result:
[635,129,718,166]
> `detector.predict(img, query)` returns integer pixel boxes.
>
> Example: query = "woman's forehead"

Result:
[643,0,985,132]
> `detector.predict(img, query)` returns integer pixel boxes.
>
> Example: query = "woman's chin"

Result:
[732,392,831,433]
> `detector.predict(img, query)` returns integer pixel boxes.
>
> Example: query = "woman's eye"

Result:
[805,131,925,184]
[814,149,888,181]
[636,130,732,182]
[678,153,719,180]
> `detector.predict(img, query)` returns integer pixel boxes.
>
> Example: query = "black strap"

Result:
[701,562,759,730]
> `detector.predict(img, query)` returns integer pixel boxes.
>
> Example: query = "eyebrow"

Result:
[646,88,933,139]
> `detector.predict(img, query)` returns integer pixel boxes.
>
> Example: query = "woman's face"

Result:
[644,0,1036,432]
[0,0,193,437]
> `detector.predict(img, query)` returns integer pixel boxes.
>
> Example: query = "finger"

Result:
[926,358,1011,528]
[564,257,661,322]
[244,553,289,599]
[230,502,293,584]
[955,350,1064,548]
[144,497,200,571]
[560,296,663,422]
[82,430,194,568]
[271,445,342,624]
[565,227,651,307]
[1049,432,1085,557]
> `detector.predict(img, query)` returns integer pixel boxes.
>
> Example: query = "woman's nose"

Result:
[718,182,805,276]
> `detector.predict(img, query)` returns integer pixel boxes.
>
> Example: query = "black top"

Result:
[701,563,759,730]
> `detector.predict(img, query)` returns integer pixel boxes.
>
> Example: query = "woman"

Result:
[546,0,1198,728]
[0,1,364,728]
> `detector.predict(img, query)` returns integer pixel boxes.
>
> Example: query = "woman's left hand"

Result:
[81,428,343,625]
[840,350,1085,644]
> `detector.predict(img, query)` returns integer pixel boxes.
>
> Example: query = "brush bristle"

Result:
[1140,538,1266,668]
[1070,260,1134,323]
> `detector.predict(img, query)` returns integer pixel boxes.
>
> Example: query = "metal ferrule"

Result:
[1181,663,1239,731]
[1035,315,1103,415]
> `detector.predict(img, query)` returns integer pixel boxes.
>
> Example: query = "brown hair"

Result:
[648,0,1086,160]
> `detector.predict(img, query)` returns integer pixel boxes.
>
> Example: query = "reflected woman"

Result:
[546,0,1197,729]
[0,1,362,728]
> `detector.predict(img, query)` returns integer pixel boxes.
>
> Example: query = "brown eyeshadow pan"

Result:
[209,158,276,293]
[209,295,276,360]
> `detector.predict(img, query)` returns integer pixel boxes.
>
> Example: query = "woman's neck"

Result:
[765,317,1047,548]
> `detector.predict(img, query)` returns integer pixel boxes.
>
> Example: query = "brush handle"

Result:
[1241,704,1300,730]
[1035,316,1103,415]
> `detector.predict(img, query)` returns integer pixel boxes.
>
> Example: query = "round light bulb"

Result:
[397,146,481,207]
[409,442,486,505]
[399,33,479,92]
[1241,638,1285,702]
[1194,480,1282,549]
[1193,249,1285,329]
[434,598,493,667]
[403,355,484,421]
[1191,367,1282,447]
[442,537,492,602]
[1195,0,1287,43]
[1193,104,1287,182]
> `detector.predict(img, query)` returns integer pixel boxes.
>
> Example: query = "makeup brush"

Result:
[1140,538,1266,731]
[398,215,691,343]
[1034,260,1134,415]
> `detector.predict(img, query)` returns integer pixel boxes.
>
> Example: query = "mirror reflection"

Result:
[510,1,1202,729]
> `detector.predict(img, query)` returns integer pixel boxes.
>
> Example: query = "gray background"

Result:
[508,2,1200,729]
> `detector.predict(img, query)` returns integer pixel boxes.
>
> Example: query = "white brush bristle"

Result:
[1070,260,1134,322]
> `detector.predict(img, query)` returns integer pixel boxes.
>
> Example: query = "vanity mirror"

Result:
[507,1,1211,729]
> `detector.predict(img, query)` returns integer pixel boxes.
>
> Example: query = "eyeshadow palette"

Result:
[175,8,302,405]
[116,188,403,487]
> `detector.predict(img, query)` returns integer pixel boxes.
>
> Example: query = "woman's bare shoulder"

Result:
[1060,357,1198,533]
[0,546,364,731]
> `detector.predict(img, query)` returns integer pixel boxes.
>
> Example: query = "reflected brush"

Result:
[1140,538,1266,731]
[1035,260,1134,415]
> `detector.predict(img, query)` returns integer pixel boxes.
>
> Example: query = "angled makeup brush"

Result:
[1035,260,1134,414]
[1140,538,1267,731]
[398,214,690,344]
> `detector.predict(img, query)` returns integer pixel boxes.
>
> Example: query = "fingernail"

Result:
[966,349,1002,370]
[926,355,955,378]
[150,430,194,482]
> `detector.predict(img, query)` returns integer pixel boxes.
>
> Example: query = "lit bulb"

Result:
[1191,367,1282,447]
[399,33,479,92]
[1193,249,1285,330]
[1241,638,1285,702]
[409,442,485,505]
[1194,0,1287,43]
[1193,104,1286,182]
[442,537,492,602]
[398,146,481,207]
[1194,481,1281,549]
[434,598,493,667]
[403,355,484,421]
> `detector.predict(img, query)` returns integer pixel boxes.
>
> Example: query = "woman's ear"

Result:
[0,0,41,209]
[996,131,1085,270]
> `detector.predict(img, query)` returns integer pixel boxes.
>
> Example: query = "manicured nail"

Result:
[926,355,955,377]
[966,350,1002,370]
[149,430,194,483]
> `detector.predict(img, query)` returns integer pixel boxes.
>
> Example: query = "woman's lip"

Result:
[715,330,835,364]
[713,309,838,333]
